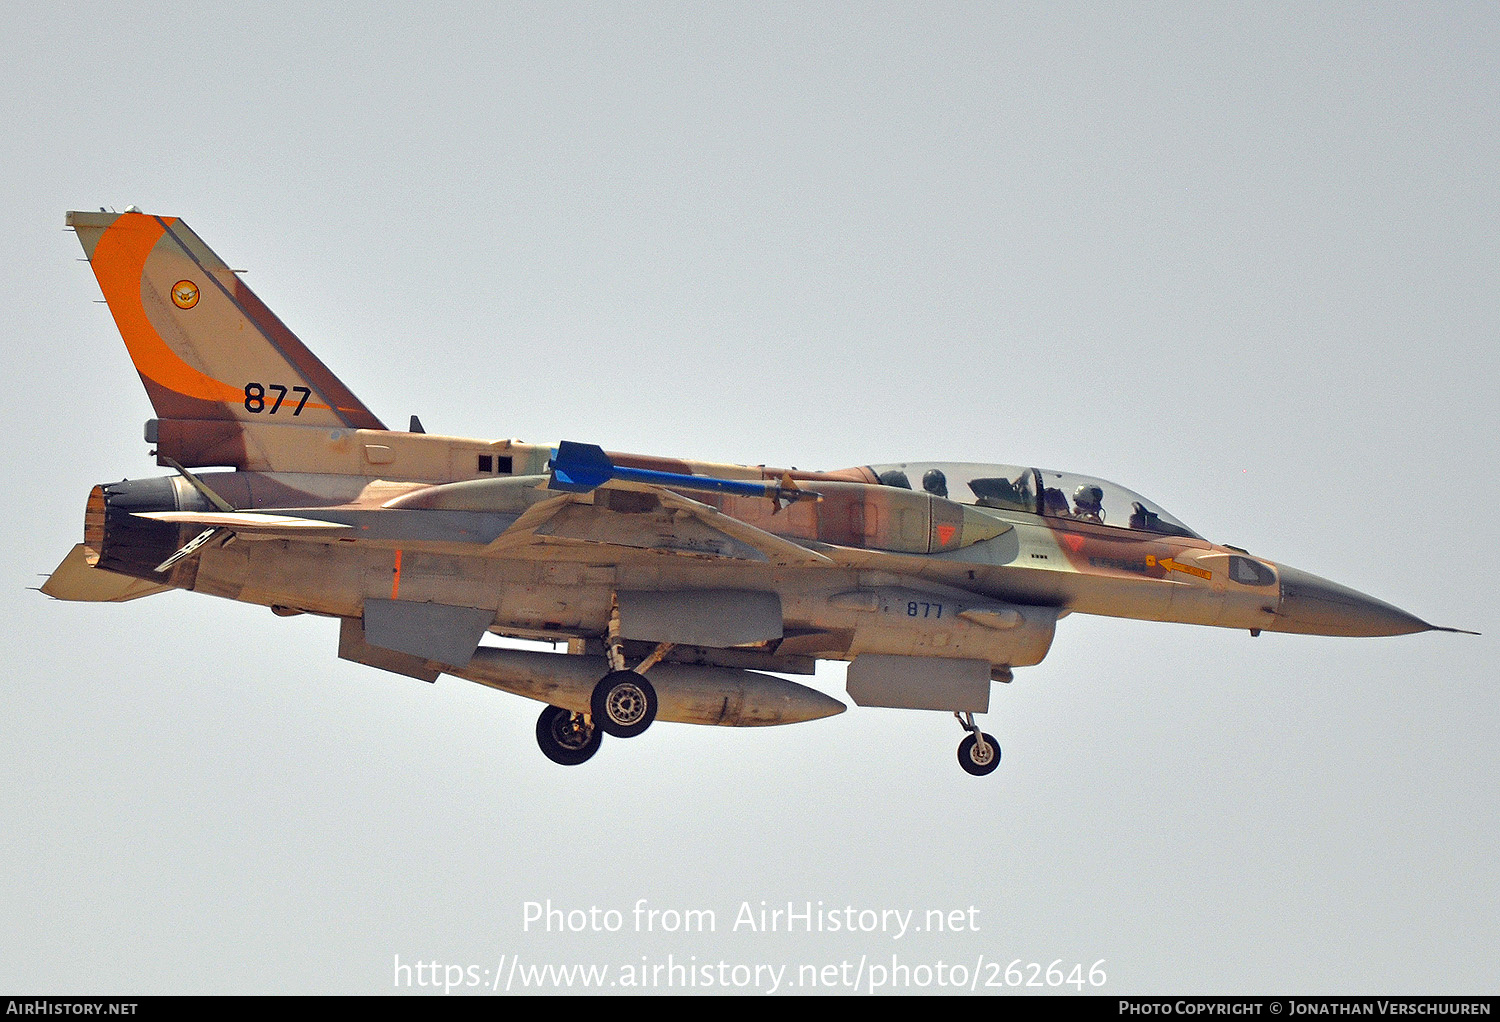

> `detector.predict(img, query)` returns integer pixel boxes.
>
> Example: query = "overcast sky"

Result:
[1,1,1495,995]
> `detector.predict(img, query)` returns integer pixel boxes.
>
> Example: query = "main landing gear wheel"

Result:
[536,705,602,766]
[957,732,1002,776]
[590,670,658,739]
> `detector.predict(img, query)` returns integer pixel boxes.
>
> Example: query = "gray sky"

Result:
[2,1,1495,995]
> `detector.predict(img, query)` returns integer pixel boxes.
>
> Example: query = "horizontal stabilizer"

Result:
[41,544,172,602]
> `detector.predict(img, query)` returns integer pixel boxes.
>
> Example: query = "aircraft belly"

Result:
[220,539,360,614]
[495,582,608,635]
[185,506,1081,675]
[777,584,1058,667]
[616,589,782,648]
[204,538,619,636]
[185,500,1069,667]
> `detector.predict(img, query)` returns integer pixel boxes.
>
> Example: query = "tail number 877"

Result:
[244,383,311,415]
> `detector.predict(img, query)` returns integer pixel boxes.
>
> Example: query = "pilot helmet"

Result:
[1073,484,1104,511]
[921,468,948,497]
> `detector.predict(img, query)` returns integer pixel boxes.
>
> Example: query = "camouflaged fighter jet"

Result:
[43,210,1474,775]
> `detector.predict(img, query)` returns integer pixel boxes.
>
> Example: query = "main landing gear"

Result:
[535,705,602,766]
[954,711,1001,776]
[532,669,660,766]
[591,669,658,738]
[533,607,669,764]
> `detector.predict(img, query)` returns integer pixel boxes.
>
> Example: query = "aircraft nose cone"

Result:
[1271,564,1434,637]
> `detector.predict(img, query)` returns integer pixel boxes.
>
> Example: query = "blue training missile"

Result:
[548,441,818,506]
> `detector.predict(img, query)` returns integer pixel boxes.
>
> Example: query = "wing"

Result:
[132,510,353,535]
[606,480,832,566]
[493,481,833,565]
[384,471,832,564]
[135,474,833,567]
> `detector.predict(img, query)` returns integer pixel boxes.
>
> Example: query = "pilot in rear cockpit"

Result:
[922,468,948,498]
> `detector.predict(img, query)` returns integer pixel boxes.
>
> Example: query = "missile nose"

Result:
[1271,563,1435,637]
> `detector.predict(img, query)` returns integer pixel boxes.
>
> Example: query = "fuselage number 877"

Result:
[244,383,311,415]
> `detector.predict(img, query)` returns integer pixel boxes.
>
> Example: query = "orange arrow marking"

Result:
[935,524,956,546]
[1147,554,1211,580]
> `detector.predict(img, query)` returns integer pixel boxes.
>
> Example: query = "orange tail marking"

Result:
[90,214,244,406]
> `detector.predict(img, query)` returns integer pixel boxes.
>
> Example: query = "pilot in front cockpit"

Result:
[1072,484,1104,524]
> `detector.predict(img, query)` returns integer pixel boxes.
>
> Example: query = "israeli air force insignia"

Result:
[171,280,199,309]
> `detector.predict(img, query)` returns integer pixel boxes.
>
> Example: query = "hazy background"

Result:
[2,1,1494,994]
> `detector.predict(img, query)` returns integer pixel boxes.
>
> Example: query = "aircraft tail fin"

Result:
[68,210,385,434]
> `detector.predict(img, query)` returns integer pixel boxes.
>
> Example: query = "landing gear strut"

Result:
[954,711,1001,776]
[535,705,602,766]
[587,601,662,740]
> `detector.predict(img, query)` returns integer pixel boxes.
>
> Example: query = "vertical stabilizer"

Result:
[69,210,384,433]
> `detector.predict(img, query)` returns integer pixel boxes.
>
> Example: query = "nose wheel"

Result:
[954,711,1001,776]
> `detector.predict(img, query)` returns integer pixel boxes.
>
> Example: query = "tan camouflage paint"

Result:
[52,210,1391,710]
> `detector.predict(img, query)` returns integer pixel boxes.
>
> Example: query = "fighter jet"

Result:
[42,210,1473,775]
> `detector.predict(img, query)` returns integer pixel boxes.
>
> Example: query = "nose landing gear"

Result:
[954,711,1001,776]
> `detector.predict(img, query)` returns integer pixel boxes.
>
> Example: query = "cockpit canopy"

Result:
[869,462,1199,539]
